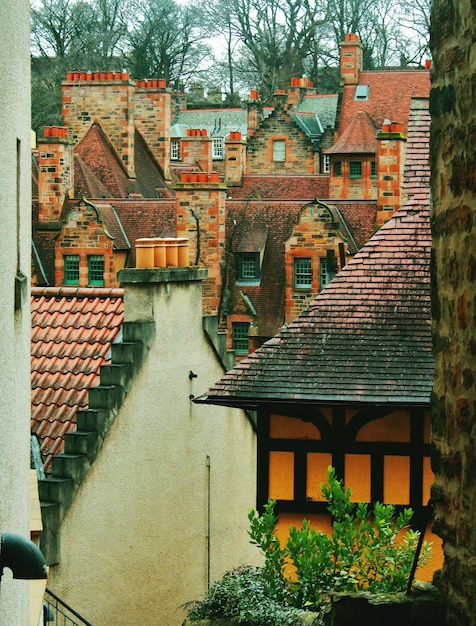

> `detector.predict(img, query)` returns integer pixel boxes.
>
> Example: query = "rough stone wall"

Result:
[134,86,171,180]
[37,132,74,224]
[284,204,345,323]
[430,1,476,624]
[62,79,135,176]
[175,183,227,316]
[54,200,115,287]
[376,130,407,224]
[246,103,317,175]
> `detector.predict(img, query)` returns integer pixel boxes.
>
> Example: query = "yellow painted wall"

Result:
[268,408,443,582]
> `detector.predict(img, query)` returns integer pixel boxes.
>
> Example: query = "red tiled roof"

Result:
[227,175,329,200]
[325,110,377,154]
[31,287,124,472]
[338,70,430,135]
[74,123,169,199]
[403,97,430,200]
[199,99,432,407]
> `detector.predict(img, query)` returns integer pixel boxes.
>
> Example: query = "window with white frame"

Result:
[212,137,224,159]
[171,139,180,160]
[323,154,330,173]
[273,139,286,162]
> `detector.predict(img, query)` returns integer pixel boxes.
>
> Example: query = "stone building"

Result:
[430,0,476,624]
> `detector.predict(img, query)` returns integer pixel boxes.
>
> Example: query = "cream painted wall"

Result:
[0,0,32,622]
[48,276,261,625]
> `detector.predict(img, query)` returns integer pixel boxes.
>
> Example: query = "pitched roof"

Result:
[31,287,124,472]
[74,123,168,199]
[338,70,430,135]
[294,94,339,130]
[172,108,249,138]
[324,110,377,154]
[198,99,431,408]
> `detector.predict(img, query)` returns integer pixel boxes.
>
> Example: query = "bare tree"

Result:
[127,0,214,89]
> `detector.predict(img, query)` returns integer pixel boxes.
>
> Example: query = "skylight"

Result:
[355,85,369,100]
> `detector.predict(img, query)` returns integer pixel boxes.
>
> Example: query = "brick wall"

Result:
[340,35,363,85]
[55,199,115,287]
[37,128,74,225]
[62,77,135,177]
[376,124,407,225]
[430,1,476,624]
[180,133,213,172]
[175,181,227,316]
[284,203,346,323]
[328,156,377,201]
[134,85,171,180]
[246,98,318,174]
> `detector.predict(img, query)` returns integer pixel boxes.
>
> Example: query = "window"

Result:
[232,322,250,354]
[64,255,80,285]
[294,257,312,289]
[237,253,260,283]
[333,161,342,177]
[88,255,104,286]
[273,140,286,162]
[320,258,329,289]
[323,154,330,174]
[171,139,180,160]
[354,85,369,100]
[212,137,224,159]
[349,161,362,179]
[371,160,377,179]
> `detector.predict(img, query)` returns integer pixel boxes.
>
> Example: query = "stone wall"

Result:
[430,1,476,625]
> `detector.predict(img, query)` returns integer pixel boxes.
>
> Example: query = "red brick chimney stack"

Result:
[376,119,407,224]
[340,34,363,85]
[37,126,74,225]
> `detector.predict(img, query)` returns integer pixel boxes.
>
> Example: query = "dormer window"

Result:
[354,85,369,100]
[349,160,362,178]
[64,254,79,285]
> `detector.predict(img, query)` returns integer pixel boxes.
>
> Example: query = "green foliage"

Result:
[248,467,431,609]
[187,467,431,623]
[187,565,313,626]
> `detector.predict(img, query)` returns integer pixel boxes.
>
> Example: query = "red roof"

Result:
[31,287,124,472]
[325,110,376,154]
[338,70,430,135]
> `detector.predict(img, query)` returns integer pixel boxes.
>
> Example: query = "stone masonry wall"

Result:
[62,78,135,176]
[430,1,476,624]
[246,100,317,174]
[175,182,227,316]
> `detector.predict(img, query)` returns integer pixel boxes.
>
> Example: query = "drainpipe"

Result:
[206,455,211,591]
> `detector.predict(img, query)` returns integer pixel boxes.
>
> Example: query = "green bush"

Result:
[187,467,431,624]
[249,467,431,609]
[186,565,312,625]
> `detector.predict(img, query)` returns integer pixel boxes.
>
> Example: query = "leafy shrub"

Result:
[186,565,314,625]
[249,467,432,609]
[187,467,431,623]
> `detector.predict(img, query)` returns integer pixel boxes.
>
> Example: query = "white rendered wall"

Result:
[0,0,32,622]
[48,278,260,625]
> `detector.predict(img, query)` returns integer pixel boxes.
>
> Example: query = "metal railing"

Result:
[43,588,93,625]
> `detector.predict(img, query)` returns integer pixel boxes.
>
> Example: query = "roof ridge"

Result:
[31,287,124,298]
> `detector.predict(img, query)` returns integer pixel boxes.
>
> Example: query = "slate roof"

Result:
[338,70,430,134]
[198,98,431,408]
[31,287,124,472]
[172,108,250,137]
[324,110,377,154]
[293,94,339,130]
